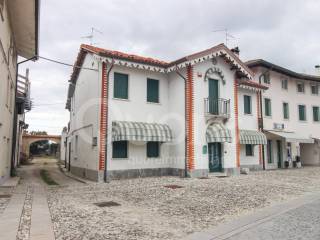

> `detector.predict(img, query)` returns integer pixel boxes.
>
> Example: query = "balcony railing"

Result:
[17,69,32,111]
[204,98,230,119]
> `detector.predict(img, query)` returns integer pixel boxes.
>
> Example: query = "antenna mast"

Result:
[81,27,103,45]
[212,28,236,46]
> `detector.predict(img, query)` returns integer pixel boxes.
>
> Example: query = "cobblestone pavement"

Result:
[47,167,320,240]
[2,161,320,240]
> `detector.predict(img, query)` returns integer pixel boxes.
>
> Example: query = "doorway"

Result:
[276,140,282,168]
[208,143,222,172]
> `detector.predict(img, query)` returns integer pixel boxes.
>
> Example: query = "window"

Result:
[297,82,305,93]
[243,95,252,114]
[147,78,159,103]
[264,98,272,117]
[112,141,128,158]
[245,145,254,156]
[261,73,270,84]
[281,79,288,90]
[313,106,320,122]
[283,102,289,119]
[113,73,128,99]
[147,142,160,158]
[311,85,319,95]
[298,105,306,121]
[267,140,273,163]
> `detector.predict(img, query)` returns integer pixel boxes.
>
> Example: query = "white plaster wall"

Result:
[238,88,260,166]
[0,2,17,184]
[69,54,100,172]
[167,71,186,170]
[240,145,259,166]
[301,143,320,166]
[252,67,320,138]
[251,66,320,166]
[107,65,174,171]
[60,130,67,161]
[192,57,237,171]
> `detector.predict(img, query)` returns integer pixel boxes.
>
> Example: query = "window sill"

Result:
[244,113,253,116]
[298,120,307,123]
[113,98,130,102]
[147,101,161,105]
[112,158,129,160]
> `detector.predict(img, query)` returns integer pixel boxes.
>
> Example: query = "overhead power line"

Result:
[37,56,98,71]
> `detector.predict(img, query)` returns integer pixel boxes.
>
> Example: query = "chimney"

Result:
[316,65,320,76]
[231,47,240,56]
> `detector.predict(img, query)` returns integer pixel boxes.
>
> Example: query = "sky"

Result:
[21,0,320,135]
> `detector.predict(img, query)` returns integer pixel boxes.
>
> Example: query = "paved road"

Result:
[187,193,320,240]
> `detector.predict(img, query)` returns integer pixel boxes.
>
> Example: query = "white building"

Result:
[0,0,40,184]
[247,60,320,168]
[66,44,268,181]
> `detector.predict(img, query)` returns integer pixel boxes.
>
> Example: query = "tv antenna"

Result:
[81,27,103,45]
[212,28,236,46]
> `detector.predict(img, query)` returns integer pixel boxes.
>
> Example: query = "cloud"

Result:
[22,0,320,134]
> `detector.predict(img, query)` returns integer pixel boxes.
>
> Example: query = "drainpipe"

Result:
[258,68,272,170]
[175,68,188,177]
[11,57,37,176]
[104,59,114,183]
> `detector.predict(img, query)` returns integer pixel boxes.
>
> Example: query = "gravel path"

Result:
[46,167,320,240]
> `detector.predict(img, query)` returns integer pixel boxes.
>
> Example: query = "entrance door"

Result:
[208,143,222,172]
[208,79,219,114]
[276,140,282,168]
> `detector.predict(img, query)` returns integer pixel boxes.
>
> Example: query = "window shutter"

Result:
[147,142,160,158]
[147,79,159,103]
[112,141,128,158]
[244,95,251,114]
[265,98,271,116]
[283,103,289,119]
[299,105,306,121]
[313,107,319,122]
[114,73,128,99]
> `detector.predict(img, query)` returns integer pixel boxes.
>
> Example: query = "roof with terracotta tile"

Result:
[81,44,169,68]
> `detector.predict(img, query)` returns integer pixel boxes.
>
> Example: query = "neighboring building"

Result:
[66,43,268,182]
[60,127,68,165]
[247,60,320,168]
[0,0,40,184]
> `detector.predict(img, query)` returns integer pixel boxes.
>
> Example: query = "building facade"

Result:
[248,60,320,169]
[66,44,268,182]
[0,0,39,184]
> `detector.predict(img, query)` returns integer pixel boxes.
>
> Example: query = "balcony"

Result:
[204,98,230,120]
[16,69,32,113]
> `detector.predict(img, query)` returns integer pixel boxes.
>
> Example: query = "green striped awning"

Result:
[206,123,232,143]
[112,121,173,142]
[240,130,267,145]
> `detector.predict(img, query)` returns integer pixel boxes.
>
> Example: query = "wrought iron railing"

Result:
[204,98,230,118]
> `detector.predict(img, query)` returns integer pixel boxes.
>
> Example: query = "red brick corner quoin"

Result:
[186,65,195,171]
[234,77,240,168]
[99,62,108,170]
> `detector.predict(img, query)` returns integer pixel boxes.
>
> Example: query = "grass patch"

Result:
[40,169,59,185]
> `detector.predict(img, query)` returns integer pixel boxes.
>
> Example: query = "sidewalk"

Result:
[185,192,320,240]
